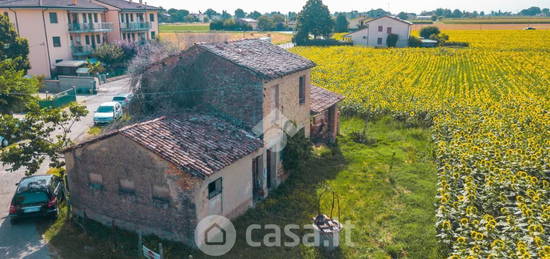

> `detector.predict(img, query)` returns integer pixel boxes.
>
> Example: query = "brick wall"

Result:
[65,135,201,244]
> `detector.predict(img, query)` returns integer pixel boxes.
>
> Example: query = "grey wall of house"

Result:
[65,135,202,244]
[40,76,97,93]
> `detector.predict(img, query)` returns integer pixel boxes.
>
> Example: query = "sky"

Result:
[149,0,550,14]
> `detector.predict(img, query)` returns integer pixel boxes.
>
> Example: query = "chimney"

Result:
[71,0,77,5]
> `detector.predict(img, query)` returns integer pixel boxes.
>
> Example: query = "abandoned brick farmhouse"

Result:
[64,39,344,245]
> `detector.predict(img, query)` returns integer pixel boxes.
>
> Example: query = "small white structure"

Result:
[344,16,412,47]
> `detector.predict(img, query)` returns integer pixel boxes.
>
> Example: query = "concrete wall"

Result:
[0,8,72,77]
[366,17,410,47]
[262,69,312,187]
[65,135,202,244]
[195,150,262,221]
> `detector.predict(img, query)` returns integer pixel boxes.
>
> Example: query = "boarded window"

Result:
[299,76,306,104]
[52,36,61,47]
[152,185,170,200]
[119,179,135,194]
[89,173,103,190]
[378,25,383,32]
[49,12,58,24]
[208,178,222,199]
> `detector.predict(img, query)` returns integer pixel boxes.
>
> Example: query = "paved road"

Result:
[0,78,130,259]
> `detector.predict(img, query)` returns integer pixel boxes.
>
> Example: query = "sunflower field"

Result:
[292,30,549,258]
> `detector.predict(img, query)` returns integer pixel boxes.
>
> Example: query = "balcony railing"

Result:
[121,22,151,31]
[69,22,113,33]
[71,45,94,56]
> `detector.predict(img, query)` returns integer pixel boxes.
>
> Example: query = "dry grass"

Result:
[160,32,293,50]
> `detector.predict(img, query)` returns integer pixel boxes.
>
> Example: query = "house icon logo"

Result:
[195,215,236,256]
[205,223,226,245]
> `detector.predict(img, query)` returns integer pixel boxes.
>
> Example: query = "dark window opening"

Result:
[150,13,155,22]
[49,12,58,24]
[151,31,156,39]
[93,13,98,23]
[96,34,101,44]
[378,25,383,32]
[85,35,90,45]
[208,178,222,199]
[52,36,61,47]
[377,37,383,45]
[299,76,306,104]
[387,27,392,34]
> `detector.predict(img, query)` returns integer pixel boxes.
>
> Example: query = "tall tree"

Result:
[234,9,246,19]
[0,59,40,114]
[0,15,30,72]
[335,14,349,33]
[257,15,274,31]
[204,8,219,19]
[519,6,542,16]
[294,0,334,43]
[221,10,232,20]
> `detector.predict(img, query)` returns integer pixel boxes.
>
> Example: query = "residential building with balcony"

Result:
[0,0,159,78]
[90,0,159,43]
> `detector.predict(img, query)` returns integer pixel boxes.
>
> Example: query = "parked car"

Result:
[0,135,8,147]
[524,27,536,30]
[93,102,123,125]
[112,93,133,108]
[9,175,64,224]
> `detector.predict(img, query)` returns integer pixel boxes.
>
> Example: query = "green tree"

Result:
[420,26,441,38]
[0,59,40,114]
[258,15,274,31]
[0,15,30,72]
[387,34,399,47]
[0,103,88,175]
[234,8,246,19]
[335,14,349,32]
[408,36,422,47]
[294,0,334,43]
[248,11,262,19]
[204,8,219,18]
[397,12,408,20]
[92,44,125,66]
[519,6,542,16]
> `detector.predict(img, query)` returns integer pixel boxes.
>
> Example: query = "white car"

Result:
[93,102,123,125]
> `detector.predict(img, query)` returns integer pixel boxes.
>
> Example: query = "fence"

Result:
[41,76,98,94]
[39,88,77,108]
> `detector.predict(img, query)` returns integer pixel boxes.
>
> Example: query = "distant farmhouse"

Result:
[344,16,412,47]
[64,39,344,245]
[0,0,160,78]
[237,18,258,30]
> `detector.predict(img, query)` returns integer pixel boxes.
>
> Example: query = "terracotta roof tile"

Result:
[66,114,262,178]
[197,39,315,80]
[310,85,345,114]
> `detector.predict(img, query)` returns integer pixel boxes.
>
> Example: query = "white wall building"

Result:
[344,16,412,48]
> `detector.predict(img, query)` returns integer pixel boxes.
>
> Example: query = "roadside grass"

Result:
[87,126,102,136]
[44,116,441,258]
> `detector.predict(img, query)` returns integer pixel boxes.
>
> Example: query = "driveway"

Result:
[0,78,131,259]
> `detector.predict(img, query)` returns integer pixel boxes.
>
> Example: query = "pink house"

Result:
[0,0,159,78]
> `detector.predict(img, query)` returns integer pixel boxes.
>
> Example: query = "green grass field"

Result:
[159,23,210,32]
[45,116,440,258]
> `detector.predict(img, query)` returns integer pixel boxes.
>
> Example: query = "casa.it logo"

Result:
[195,215,236,256]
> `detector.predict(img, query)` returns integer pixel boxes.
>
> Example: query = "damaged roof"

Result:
[66,114,263,178]
[196,39,316,80]
[310,85,345,114]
